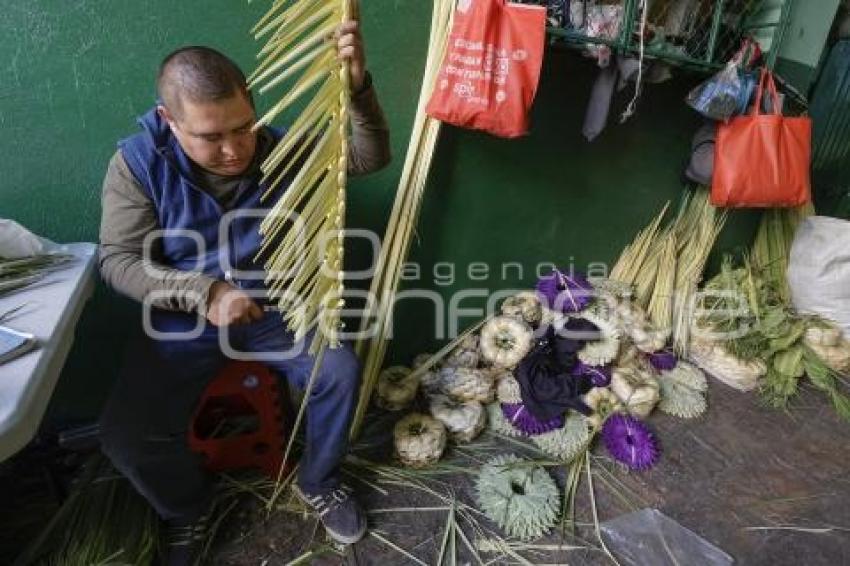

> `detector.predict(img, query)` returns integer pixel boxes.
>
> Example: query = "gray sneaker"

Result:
[292,483,367,544]
[164,514,210,566]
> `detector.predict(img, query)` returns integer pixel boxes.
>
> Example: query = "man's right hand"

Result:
[205,281,264,327]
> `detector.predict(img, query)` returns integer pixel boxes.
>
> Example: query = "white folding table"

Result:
[0,243,97,462]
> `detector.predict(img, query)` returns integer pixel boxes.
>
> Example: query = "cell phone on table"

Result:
[0,325,37,365]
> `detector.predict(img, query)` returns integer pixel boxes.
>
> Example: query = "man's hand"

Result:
[205,281,264,327]
[336,20,367,93]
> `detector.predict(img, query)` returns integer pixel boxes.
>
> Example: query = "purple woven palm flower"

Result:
[501,403,565,436]
[536,269,594,314]
[648,350,678,372]
[601,414,660,471]
[571,361,612,387]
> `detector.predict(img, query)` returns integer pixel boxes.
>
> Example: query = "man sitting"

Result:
[98,20,390,565]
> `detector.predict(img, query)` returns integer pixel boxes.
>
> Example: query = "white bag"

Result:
[788,216,850,337]
[0,219,51,258]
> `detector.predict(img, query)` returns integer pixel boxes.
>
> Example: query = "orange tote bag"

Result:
[711,69,812,208]
[426,0,546,138]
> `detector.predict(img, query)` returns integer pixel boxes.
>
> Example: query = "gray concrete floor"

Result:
[209,380,850,566]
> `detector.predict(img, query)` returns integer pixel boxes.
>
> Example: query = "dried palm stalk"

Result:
[632,234,663,309]
[612,190,726,354]
[0,253,74,297]
[751,203,814,304]
[646,231,677,330]
[671,189,727,354]
[350,0,457,437]
[250,0,357,354]
[248,0,356,508]
[610,203,670,287]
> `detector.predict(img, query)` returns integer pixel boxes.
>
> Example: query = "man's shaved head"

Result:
[157,46,251,116]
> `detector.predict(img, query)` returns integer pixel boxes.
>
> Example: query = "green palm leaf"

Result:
[250,0,355,353]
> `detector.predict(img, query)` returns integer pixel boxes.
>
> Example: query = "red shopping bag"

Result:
[425,0,547,138]
[711,69,812,207]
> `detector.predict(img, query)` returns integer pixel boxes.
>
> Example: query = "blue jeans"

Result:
[99,310,361,521]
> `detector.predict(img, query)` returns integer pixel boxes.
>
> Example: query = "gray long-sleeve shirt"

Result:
[99,82,390,314]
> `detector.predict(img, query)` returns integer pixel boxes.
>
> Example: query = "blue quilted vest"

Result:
[119,107,285,330]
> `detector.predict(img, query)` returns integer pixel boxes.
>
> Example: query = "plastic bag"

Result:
[687,39,760,121]
[0,219,50,258]
[687,62,746,121]
[583,3,623,67]
[426,0,547,138]
[788,216,850,337]
[601,508,734,566]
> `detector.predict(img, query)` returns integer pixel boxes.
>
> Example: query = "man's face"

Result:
[158,92,258,177]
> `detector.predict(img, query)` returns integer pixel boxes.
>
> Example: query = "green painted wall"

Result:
[387,48,762,365]
[0,1,763,425]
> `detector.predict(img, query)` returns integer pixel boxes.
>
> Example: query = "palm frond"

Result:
[251,0,356,354]
[350,0,457,438]
[0,253,74,298]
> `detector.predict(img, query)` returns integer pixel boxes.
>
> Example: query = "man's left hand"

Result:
[336,20,366,93]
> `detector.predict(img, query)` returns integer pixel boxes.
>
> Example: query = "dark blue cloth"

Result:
[512,320,597,420]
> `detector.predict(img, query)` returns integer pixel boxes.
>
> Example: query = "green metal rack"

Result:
[524,0,795,72]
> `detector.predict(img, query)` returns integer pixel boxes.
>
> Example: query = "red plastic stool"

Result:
[188,361,292,479]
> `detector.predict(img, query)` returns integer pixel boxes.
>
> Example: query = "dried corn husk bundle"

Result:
[445,334,480,369]
[803,322,850,373]
[411,352,443,393]
[804,326,844,348]
[488,367,514,383]
[805,340,850,374]
[351,0,457,437]
[615,343,656,377]
[251,0,357,354]
[440,367,494,403]
[688,337,765,392]
[583,388,622,429]
[615,300,667,353]
[429,395,486,443]
[394,413,447,468]
[610,367,660,418]
[616,344,642,369]
[375,366,419,411]
[419,369,443,394]
[479,316,533,369]
[501,291,544,326]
